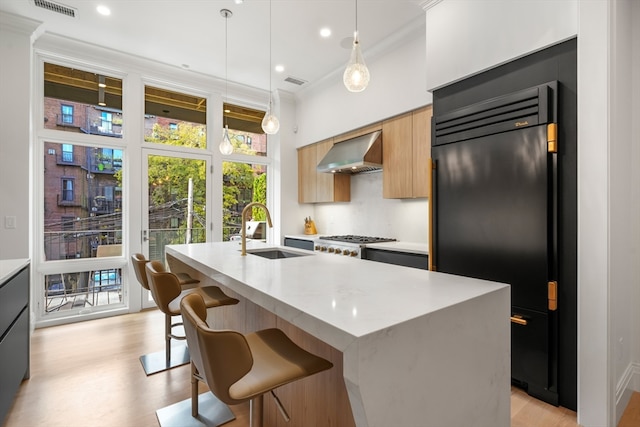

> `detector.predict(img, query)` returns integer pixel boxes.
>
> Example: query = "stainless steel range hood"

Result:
[316,131,382,174]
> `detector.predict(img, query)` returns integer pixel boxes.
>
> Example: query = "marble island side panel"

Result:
[166,241,510,427]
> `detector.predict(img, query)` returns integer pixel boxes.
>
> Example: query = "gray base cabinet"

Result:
[363,248,429,270]
[0,265,30,424]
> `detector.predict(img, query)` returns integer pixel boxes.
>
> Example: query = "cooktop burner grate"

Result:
[318,235,396,244]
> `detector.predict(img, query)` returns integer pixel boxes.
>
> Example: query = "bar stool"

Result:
[131,253,199,291]
[131,253,204,375]
[162,293,333,427]
[136,258,238,375]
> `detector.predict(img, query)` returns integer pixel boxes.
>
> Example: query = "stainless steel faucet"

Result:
[241,202,273,256]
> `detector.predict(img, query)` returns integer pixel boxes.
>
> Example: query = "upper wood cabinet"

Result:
[298,138,350,203]
[382,105,433,199]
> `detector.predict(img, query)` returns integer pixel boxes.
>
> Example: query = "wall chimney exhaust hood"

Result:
[316,131,382,174]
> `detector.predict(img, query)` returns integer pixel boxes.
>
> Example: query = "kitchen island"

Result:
[166,241,510,427]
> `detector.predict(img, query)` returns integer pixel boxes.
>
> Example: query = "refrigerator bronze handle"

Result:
[428,158,435,271]
[510,315,528,326]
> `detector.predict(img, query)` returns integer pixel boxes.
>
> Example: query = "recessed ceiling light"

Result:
[320,27,331,38]
[274,64,284,73]
[96,5,111,16]
[234,0,244,4]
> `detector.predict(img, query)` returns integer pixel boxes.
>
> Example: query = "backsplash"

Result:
[313,172,429,243]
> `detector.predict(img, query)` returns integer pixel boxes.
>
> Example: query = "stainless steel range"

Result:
[314,235,396,258]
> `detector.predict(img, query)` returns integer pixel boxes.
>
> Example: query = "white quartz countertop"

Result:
[166,241,506,351]
[0,258,30,284]
[364,241,429,255]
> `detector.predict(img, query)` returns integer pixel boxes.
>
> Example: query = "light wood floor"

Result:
[3,309,637,427]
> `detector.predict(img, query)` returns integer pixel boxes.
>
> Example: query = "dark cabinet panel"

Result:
[0,265,30,424]
[0,267,29,336]
[363,248,428,270]
[283,238,315,251]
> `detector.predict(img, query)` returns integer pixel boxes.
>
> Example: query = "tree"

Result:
[146,123,207,244]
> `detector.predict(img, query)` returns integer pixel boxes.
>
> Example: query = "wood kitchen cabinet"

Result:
[298,138,350,203]
[382,105,433,198]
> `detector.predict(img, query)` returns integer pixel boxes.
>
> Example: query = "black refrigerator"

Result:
[430,82,559,405]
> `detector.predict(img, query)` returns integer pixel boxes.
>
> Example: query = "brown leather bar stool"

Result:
[131,253,199,291]
[136,258,238,376]
[167,293,333,427]
[131,253,207,375]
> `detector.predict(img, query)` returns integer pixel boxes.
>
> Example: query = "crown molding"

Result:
[421,0,445,12]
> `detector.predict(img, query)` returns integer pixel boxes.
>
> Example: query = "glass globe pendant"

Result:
[343,31,370,92]
[219,125,233,155]
[261,0,280,135]
[261,100,280,134]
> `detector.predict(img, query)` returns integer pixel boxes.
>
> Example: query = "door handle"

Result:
[142,230,149,242]
[510,315,528,326]
[428,158,435,271]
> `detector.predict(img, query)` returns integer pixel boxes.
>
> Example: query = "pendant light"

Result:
[219,9,234,155]
[343,0,370,92]
[261,0,280,134]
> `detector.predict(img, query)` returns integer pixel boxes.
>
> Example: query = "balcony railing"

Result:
[44,229,122,260]
[148,228,205,262]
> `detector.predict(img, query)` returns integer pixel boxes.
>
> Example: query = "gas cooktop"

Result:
[318,235,397,245]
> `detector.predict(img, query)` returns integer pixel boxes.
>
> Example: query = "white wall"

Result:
[425,0,578,91]
[633,0,640,395]
[295,21,431,147]
[0,13,39,260]
[289,20,432,240]
[577,1,612,424]
[313,172,428,243]
[609,2,639,422]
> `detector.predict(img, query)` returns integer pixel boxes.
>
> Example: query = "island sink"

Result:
[246,248,310,259]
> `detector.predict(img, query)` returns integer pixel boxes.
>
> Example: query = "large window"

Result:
[144,85,207,148]
[44,62,123,137]
[221,103,269,157]
[44,142,123,262]
[222,160,267,241]
[219,103,270,241]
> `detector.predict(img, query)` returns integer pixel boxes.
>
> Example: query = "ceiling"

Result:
[0,0,427,94]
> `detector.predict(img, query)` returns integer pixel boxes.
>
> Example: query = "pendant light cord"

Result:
[268,0,273,107]
[354,0,359,42]
[225,11,228,127]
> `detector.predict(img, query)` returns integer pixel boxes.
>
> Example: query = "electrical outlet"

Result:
[5,216,16,229]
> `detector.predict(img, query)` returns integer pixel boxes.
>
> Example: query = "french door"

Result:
[141,148,211,308]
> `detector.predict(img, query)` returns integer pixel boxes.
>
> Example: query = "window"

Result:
[144,86,207,148]
[61,104,74,124]
[44,142,124,262]
[62,144,73,163]
[222,161,267,241]
[220,103,268,156]
[101,112,113,133]
[43,63,123,137]
[62,178,74,202]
